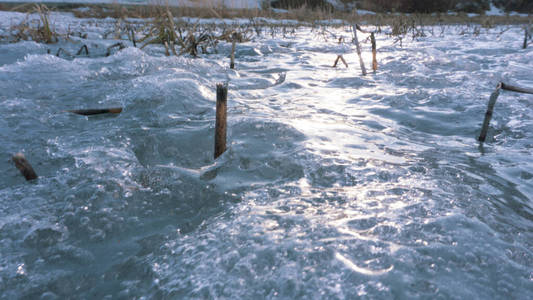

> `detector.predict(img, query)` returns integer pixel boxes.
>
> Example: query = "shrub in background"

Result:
[454,0,491,12]
[493,0,533,12]
[270,0,336,10]
[357,0,491,13]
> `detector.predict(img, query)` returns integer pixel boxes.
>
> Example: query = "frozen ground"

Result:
[1,10,533,299]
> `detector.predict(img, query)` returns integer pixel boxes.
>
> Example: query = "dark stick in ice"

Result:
[371,32,377,72]
[501,82,533,95]
[67,108,123,116]
[478,83,502,143]
[214,83,228,159]
[130,28,137,48]
[56,48,72,57]
[76,44,89,56]
[106,42,126,57]
[230,35,237,69]
[12,153,38,181]
[523,27,528,49]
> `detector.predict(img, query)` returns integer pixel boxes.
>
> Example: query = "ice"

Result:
[1,10,533,299]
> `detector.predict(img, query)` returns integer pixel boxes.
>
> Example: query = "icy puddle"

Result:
[1,11,533,299]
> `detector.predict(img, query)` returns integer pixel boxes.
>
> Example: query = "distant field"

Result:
[0,1,531,25]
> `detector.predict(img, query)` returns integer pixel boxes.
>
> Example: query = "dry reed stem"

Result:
[56,47,72,57]
[214,83,228,159]
[371,32,377,71]
[106,42,126,56]
[332,55,348,68]
[230,34,236,69]
[164,40,170,56]
[352,25,367,76]
[130,28,137,47]
[76,44,89,56]
[169,40,178,56]
[478,83,502,143]
[501,82,533,94]
[524,27,530,49]
[6,4,59,43]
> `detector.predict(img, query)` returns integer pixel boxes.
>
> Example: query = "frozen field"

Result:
[1,10,533,299]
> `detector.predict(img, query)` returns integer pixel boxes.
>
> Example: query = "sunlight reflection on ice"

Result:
[335,252,394,276]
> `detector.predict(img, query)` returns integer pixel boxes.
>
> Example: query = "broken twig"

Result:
[501,82,533,95]
[106,42,126,56]
[479,82,533,143]
[56,48,72,57]
[76,44,89,56]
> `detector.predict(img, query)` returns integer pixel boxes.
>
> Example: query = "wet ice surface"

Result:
[1,12,533,299]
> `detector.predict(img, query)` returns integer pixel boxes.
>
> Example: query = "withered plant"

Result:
[8,4,58,43]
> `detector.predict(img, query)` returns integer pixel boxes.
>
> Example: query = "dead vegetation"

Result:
[134,5,253,57]
[0,3,530,57]
[3,1,531,25]
[6,4,58,43]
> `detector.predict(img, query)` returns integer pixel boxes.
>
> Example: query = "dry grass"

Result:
[1,3,531,56]
[129,4,254,56]
[3,2,531,26]
[7,4,58,43]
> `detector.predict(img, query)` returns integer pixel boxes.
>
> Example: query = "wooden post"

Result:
[352,25,367,76]
[230,35,237,69]
[371,32,377,72]
[214,83,228,159]
[12,153,38,181]
[478,83,502,143]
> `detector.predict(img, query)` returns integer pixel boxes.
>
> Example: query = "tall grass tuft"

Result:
[7,4,58,43]
[34,4,56,43]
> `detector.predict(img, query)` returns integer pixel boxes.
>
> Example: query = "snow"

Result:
[356,9,376,15]
[508,11,530,17]
[485,3,504,16]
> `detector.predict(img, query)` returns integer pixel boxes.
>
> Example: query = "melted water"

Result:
[1,12,533,299]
